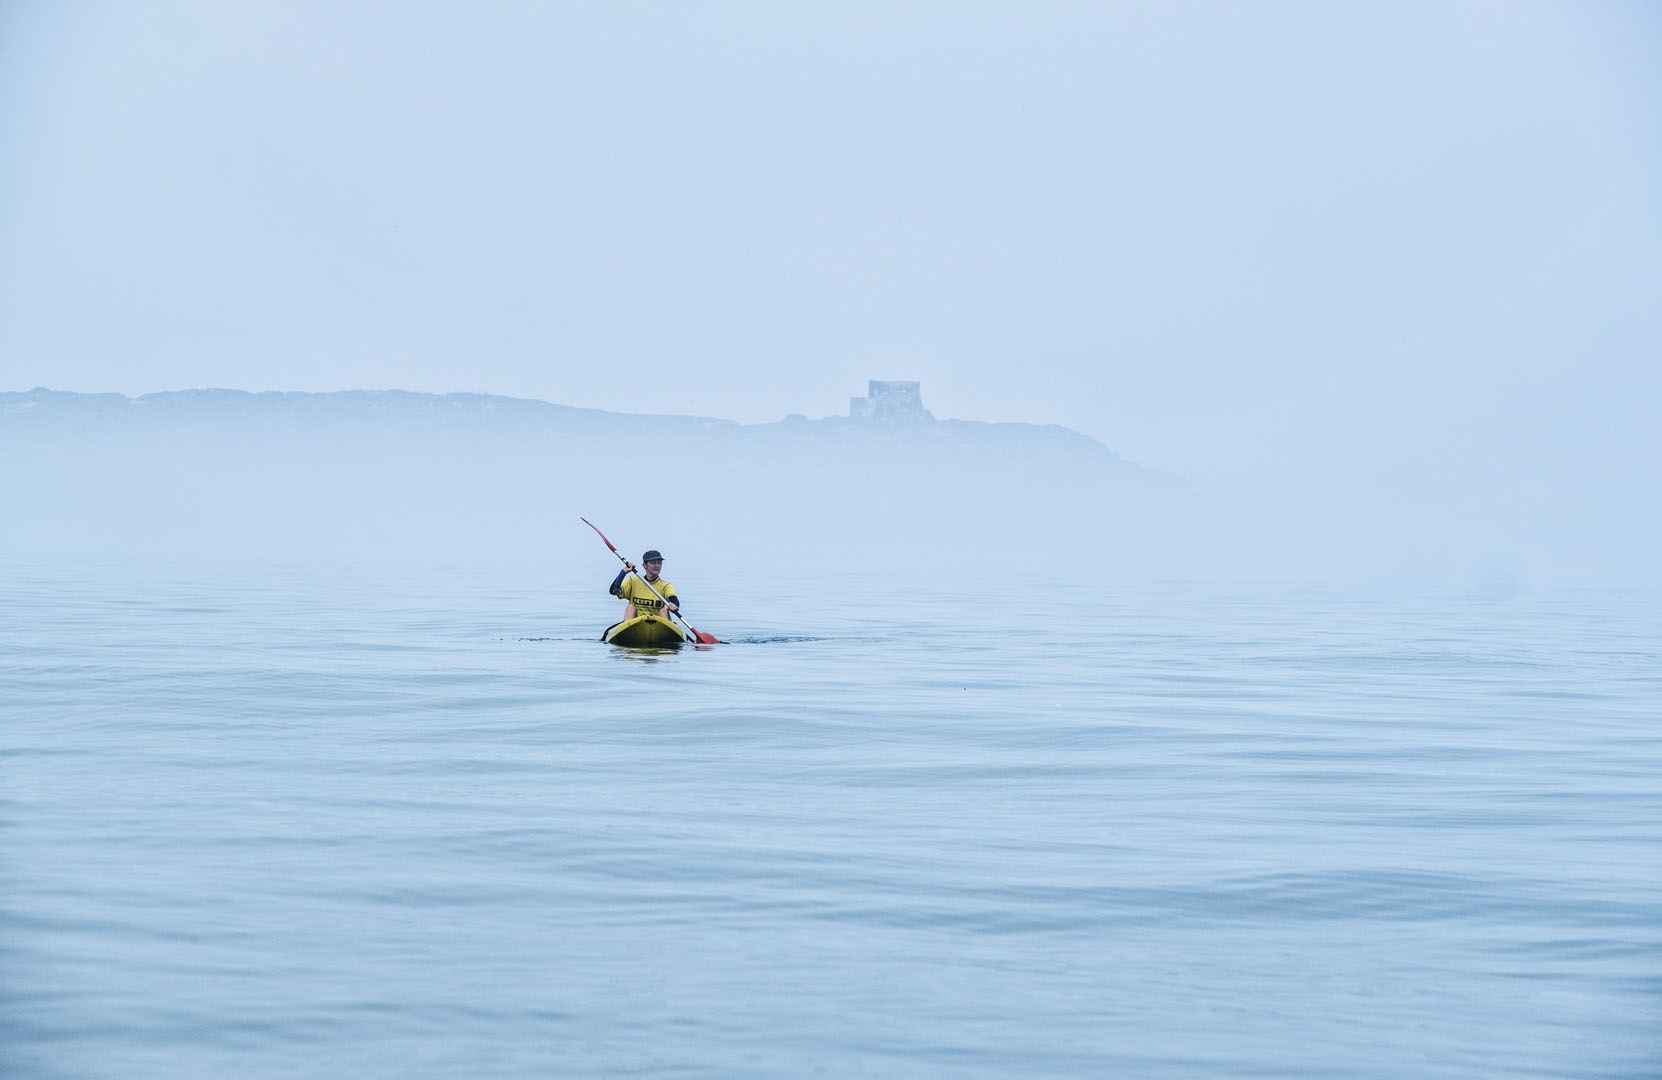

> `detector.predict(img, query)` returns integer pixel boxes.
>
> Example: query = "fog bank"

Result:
[4,387,1649,593]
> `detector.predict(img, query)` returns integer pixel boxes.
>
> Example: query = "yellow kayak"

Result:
[601,612,689,648]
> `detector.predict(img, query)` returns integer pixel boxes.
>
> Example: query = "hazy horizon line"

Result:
[4,382,1099,435]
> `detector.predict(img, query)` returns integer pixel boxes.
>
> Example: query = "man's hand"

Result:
[624,561,636,573]
[666,599,680,613]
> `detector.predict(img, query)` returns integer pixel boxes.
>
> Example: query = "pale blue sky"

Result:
[2,1,1658,481]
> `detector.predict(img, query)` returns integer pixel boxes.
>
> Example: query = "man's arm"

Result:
[608,567,630,597]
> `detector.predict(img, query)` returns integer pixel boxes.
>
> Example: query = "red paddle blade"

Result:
[689,628,720,645]
[579,516,619,553]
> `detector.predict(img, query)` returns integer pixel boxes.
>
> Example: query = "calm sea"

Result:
[3,558,1658,1078]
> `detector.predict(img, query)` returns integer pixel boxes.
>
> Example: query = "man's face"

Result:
[643,559,663,581]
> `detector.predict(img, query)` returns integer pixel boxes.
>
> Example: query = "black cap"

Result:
[641,550,664,563]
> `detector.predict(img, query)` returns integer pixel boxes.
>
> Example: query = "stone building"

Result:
[848,380,934,424]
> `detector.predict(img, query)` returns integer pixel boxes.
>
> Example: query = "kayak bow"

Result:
[600,612,688,648]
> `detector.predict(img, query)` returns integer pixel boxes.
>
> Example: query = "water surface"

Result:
[3,560,1658,1077]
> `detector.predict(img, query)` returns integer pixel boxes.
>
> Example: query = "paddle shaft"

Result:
[580,517,713,644]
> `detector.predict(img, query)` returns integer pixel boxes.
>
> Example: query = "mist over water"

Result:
[4,384,1659,1075]
[5,382,1650,593]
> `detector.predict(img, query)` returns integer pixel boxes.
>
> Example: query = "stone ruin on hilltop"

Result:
[848,380,934,425]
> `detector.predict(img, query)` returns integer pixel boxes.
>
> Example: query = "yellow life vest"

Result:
[619,573,677,615]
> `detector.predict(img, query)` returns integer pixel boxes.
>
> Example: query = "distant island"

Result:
[1,380,1122,465]
[1,378,1155,563]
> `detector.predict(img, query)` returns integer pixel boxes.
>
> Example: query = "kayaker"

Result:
[609,549,680,619]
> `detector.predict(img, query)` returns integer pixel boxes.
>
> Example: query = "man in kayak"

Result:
[609,549,680,620]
